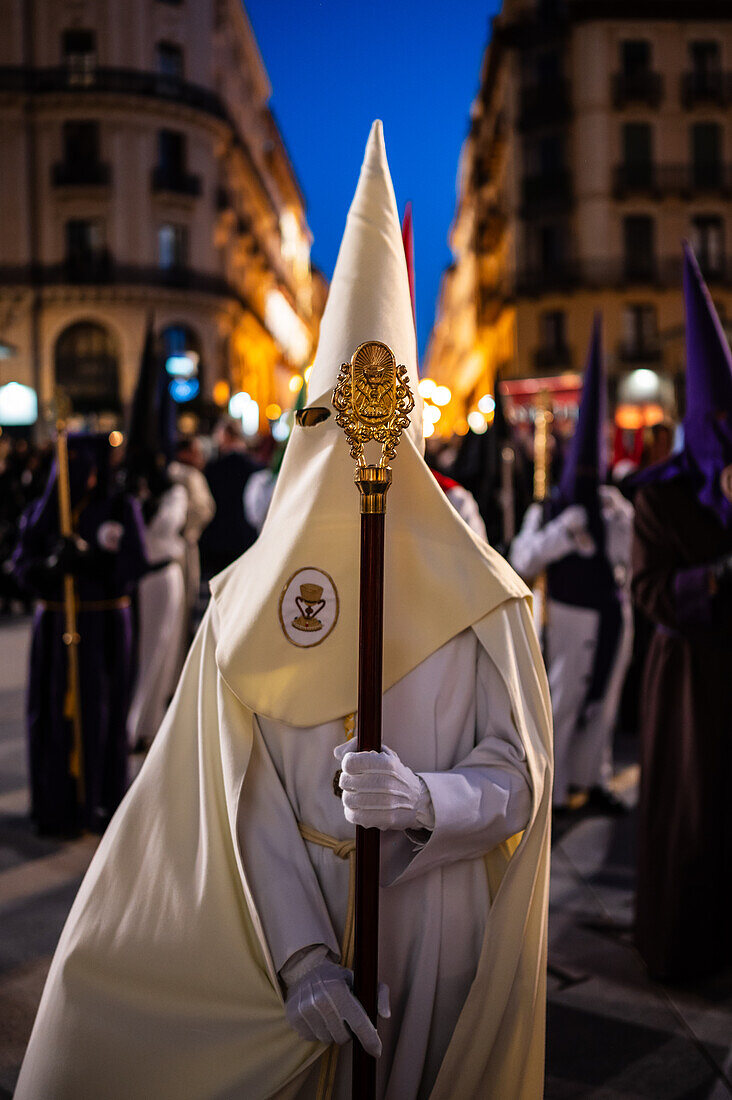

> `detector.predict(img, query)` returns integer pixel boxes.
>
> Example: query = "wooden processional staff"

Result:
[332,341,414,1100]
[532,390,553,643]
[53,398,85,808]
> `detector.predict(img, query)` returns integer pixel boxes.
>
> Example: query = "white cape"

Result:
[16,596,551,1100]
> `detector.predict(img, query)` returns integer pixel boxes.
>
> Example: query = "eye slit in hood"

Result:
[296,407,331,428]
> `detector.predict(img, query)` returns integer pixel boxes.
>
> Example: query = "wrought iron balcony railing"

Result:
[681,70,732,108]
[0,260,238,301]
[0,65,227,121]
[51,161,111,187]
[533,345,572,370]
[521,170,573,212]
[617,339,662,364]
[151,166,202,198]
[612,70,664,108]
[515,255,729,295]
[613,162,732,198]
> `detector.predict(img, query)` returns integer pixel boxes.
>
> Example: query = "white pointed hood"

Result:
[307,120,423,449]
[211,122,527,726]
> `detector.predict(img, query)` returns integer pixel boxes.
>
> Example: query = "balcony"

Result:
[623,256,658,283]
[151,166,202,198]
[0,65,227,122]
[612,70,663,108]
[521,170,572,214]
[508,255,731,297]
[533,345,572,370]
[51,161,111,188]
[62,251,112,282]
[617,339,662,364]
[518,79,571,131]
[516,264,578,295]
[681,70,732,109]
[612,163,656,197]
[0,259,239,302]
[613,162,732,198]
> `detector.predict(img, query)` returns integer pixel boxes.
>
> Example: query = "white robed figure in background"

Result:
[126,471,187,749]
[16,122,552,1100]
[511,317,632,812]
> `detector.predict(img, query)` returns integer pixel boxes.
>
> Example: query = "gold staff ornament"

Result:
[333,340,414,466]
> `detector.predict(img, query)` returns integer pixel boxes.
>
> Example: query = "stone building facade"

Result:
[426,0,732,430]
[0,0,324,428]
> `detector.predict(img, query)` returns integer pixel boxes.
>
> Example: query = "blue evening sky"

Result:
[244,0,500,361]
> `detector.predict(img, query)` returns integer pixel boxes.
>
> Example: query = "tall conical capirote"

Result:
[558,313,606,509]
[126,316,161,463]
[630,244,732,525]
[126,316,177,473]
[209,119,523,728]
[452,372,516,547]
[306,120,423,448]
[681,241,732,522]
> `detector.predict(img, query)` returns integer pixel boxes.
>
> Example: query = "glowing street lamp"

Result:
[0,382,38,426]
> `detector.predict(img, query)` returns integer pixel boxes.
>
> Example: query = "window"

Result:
[158,223,188,269]
[692,122,722,187]
[157,129,186,174]
[623,215,655,280]
[55,321,120,413]
[540,310,567,353]
[62,29,96,83]
[622,123,653,186]
[622,304,658,356]
[621,40,651,77]
[538,224,565,272]
[156,41,184,79]
[690,40,721,79]
[62,120,99,165]
[693,216,724,276]
[65,219,105,265]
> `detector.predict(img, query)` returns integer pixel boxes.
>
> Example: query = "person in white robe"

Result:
[15,121,552,1100]
[126,475,187,749]
[510,317,633,812]
[169,438,216,615]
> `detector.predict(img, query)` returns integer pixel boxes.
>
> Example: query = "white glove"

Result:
[335,743,435,832]
[97,521,124,553]
[555,505,596,558]
[283,957,389,1057]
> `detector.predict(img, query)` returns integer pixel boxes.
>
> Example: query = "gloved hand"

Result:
[97,520,124,553]
[283,958,389,1057]
[335,742,435,832]
[556,505,596,558]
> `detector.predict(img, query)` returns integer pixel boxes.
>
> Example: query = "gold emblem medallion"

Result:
[332,341,414,464]
[279,567,339,648]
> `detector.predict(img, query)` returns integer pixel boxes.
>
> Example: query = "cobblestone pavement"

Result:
[0,619,730,1098]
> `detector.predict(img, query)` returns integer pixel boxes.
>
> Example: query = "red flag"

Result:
[401,202,417,332]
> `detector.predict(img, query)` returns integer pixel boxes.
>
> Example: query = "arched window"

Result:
[55,320,120,413]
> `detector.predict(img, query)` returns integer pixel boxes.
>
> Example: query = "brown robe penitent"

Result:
[632,476,732,981]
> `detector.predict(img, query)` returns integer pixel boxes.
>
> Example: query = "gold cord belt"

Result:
[298,822,357,1100]
[39,597,131,612]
